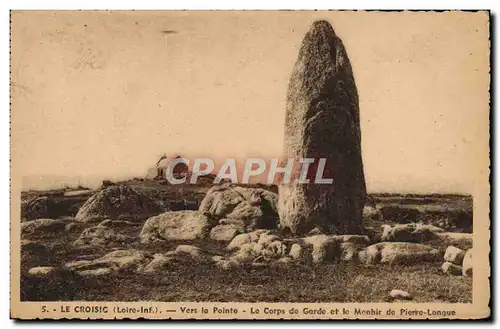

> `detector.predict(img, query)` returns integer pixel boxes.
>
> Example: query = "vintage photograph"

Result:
[10,10,490,319]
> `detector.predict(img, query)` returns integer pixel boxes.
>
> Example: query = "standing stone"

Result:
[279,20,366,234]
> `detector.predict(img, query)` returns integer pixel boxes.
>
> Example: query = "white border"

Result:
[2,1,497,327]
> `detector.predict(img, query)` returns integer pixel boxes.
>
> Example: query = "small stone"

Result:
[78,268,113,277]
[289,244,304,260]
[210,224,240,242]
[28,266,56,277]
[441,262,463,276]
[140,253,173,273]
[258,233,280,247]
[174,245,205,260]
[462,249,473,277]
[278,256,293,264]
[444,246,466,265]
[390,289,412,300]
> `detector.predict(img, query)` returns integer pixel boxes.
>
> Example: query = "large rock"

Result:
[359,242,441,265]
[140,211,211,243]
[199,184,279,231]
[278,20,366,235]
[444,246,466,265]
[73,226,129,248]
[75,185,162,222]
[21,218,66,237]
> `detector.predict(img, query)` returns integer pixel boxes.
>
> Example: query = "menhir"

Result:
[278,20,366,235]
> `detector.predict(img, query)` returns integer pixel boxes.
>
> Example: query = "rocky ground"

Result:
[20,180,473,303]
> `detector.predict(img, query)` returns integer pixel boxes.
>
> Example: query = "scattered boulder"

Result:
[462,249,473,277]
[289,243,304,261]
[262,241,287,259]
[73,226,129,247]
[174,245,206,261]
[227,231,268,251]
[79,268,113,277]
[390,289,412,300]
[441,262,463,276]
[28,266,56,277]
[301,235,339,264]
[339,242,361,262]
[65,249,147,275]
[332,235,370,245]
[210,224,241,242]
[140,211,211,243]
[75,185,162,222]
[139,253,173,274]
[278,20,366,235]
[21,218,66,237]
[199,184,279,231]
[380,223,438,243]
[359,242,441,265]
[444,246,466,265]
[258,232,281,247]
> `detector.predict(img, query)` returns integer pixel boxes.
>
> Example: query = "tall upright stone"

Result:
[278,20,366,235]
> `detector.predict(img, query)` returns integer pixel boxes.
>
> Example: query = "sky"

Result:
[11,11,490,193]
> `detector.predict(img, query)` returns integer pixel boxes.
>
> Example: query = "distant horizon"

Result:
[20,173,475,195]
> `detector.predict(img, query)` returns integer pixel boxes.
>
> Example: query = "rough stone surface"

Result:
[227,231,269,251]
[79,268,113,277]
[199,184,279,231]
[444,246,466,265]
[441,262,463,276]
[28,266,56,277]
[73,226,129,247]
[301,234,339,263]
[21,218,66,237]
[359,242,441,265]
[339,242,360,261]
[390,289,412,300]
[332,235,370,245]
[210,224,241,242]
[462,249,473,277]
[289,243,304,260]
[278,20,366,235]
[380,223,438,243]
[140,211,211,243]
[65,249,146,275]
[75,185,162,222]
[139,253,173,274]
[174,245,205,260]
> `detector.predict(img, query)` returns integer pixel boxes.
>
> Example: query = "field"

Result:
[20,180,473,303]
